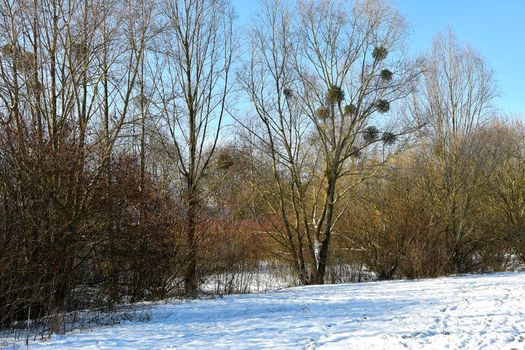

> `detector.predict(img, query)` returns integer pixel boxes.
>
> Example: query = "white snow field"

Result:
[19,272,525,349]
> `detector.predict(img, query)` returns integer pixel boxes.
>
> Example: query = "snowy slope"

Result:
[14,272,525,349]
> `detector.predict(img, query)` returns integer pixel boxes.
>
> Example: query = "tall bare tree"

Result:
[412,30,496,272]
[0,0,157,324]
[241,0,418,284]
[149,0,235,295]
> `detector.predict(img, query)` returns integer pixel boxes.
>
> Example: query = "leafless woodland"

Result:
[1,0,524,332]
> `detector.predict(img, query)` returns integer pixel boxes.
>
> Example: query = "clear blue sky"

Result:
[232,0,525,115]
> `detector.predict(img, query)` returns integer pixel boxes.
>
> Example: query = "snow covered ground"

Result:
[7,272,525,349]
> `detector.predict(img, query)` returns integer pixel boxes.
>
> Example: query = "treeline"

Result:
[1,0,524,330]
[338,120,525,279]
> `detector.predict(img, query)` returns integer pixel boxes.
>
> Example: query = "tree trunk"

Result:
[314,175,337,284]
[184,189,198,297]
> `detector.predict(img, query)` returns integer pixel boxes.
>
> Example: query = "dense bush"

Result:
[0,131,181,327]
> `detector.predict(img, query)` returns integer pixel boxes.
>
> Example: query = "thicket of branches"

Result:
[1,0,525,330]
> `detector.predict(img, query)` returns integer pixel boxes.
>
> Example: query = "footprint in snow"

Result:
[304,338,316,350]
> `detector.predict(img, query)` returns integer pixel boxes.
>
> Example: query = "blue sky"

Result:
[232,0,525,115]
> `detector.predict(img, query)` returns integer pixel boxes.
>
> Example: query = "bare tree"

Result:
[148,0,235,296]
[240,0,418,284]
[412,30,497,272]
[0,0,159,326]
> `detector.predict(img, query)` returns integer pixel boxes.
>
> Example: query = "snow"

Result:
[201,263,299,294]
[7,272,525,349]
